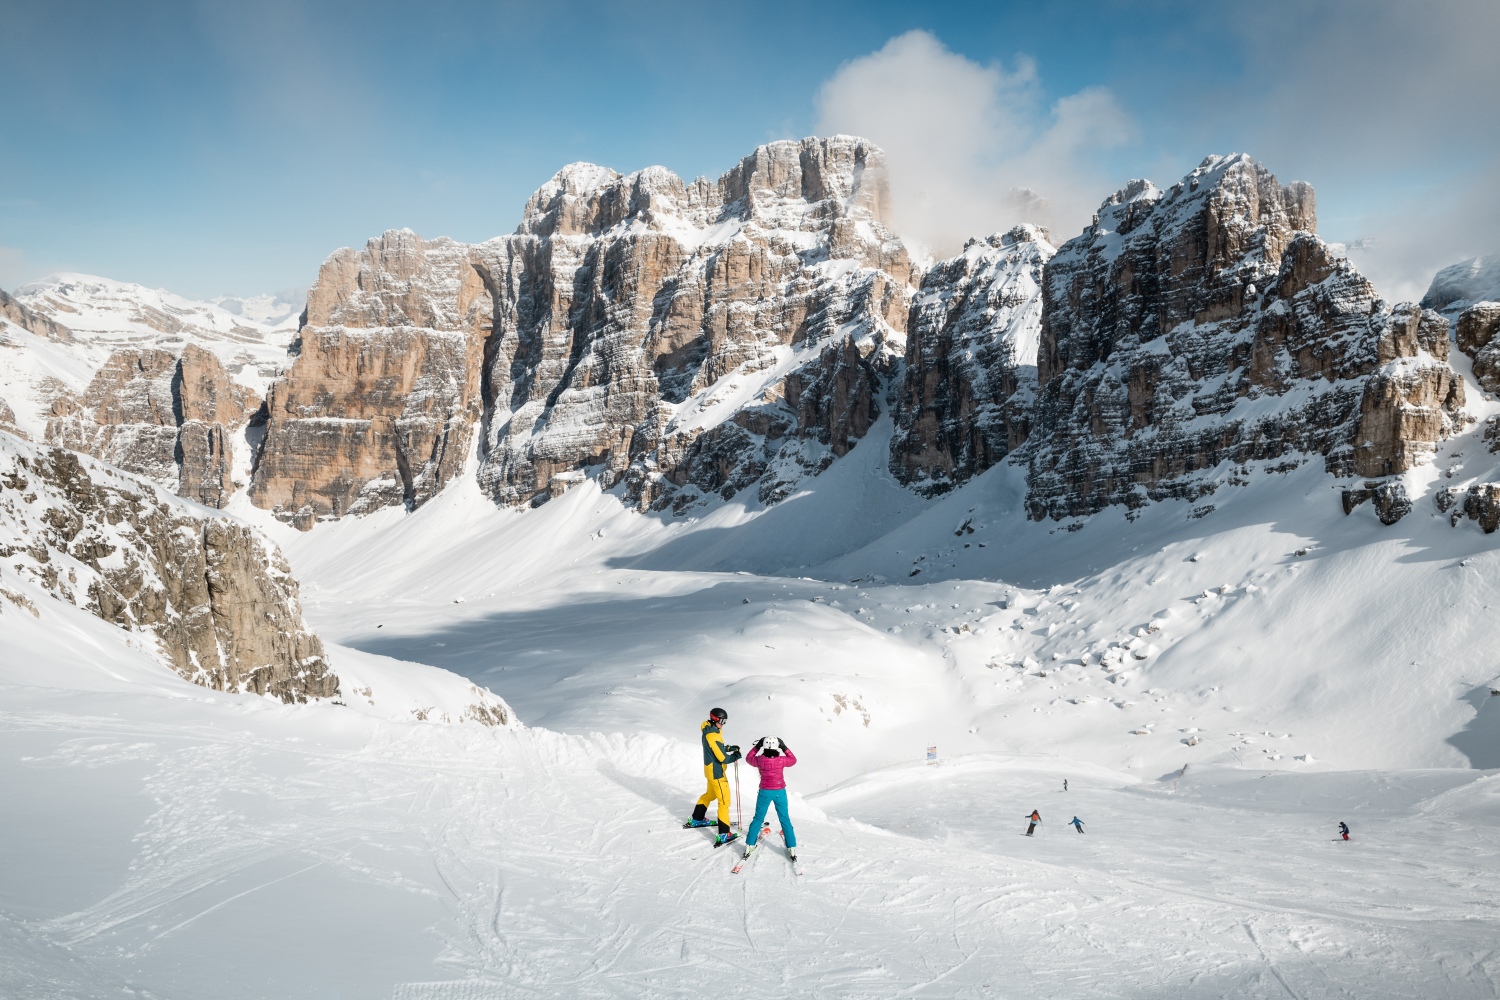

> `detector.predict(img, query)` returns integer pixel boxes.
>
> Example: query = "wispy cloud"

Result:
[1206,0,1500,299]
[0,247,33,291]
[814,30,1134,257]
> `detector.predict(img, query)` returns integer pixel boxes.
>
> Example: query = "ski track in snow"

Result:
[2,698,1498,999]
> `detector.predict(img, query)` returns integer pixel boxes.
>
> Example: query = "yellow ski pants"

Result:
[696,765,731,828]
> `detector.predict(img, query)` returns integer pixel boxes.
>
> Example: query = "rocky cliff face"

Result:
[1456,304,1500,395]
[475,137,912,513]
[12,144,1470,535]
[248,137,915,525]
[0,287,73,343]
[1022,155,1464,521]
[0,398,25,439]
[4,275,297,507]
[0,433,336,701]
[45,344,259,507]
[247,232,489,528]
[889,225,1053,494]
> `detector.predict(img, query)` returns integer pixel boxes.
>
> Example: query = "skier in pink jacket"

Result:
[741,736,798,862]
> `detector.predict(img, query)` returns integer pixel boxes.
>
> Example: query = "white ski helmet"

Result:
[759,736,782,753]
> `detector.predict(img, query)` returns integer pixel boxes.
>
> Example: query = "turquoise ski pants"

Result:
[744,788,796,848]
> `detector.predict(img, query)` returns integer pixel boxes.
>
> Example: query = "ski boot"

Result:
[682,818,714,828]
[713,831,739,848]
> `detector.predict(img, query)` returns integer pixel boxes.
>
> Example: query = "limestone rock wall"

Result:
[248,231,491,529]
[0,398,27,439]
[0,435,336,701]
[1455,303,1500,393]
[247,137,915,524]
[236,144,1469,530]
[0,287,73,342]
[473,135,913,513]
[44,343,258,508]
[1023,154,1464,521]
[890,225,1053,494]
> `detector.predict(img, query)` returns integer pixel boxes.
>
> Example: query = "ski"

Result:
[682,819,714,829]
[733,823,772,874]
[778,828,803,876]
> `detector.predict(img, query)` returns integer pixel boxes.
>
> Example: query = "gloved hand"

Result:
[724,744,742,762]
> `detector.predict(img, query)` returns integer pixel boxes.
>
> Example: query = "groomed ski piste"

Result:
[4,412,1500,998]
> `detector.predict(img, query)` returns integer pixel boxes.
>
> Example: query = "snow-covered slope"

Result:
[11,273,297,399]
[1422,255,1500,315]
[3,456,1499,994]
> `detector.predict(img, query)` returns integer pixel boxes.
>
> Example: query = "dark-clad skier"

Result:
[1338,821,1350,841]
[684,707,740,846]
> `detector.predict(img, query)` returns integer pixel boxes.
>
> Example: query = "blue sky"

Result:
[2,0,1496,300]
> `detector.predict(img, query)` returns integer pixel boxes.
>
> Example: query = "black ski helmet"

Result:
[709,707,728,724]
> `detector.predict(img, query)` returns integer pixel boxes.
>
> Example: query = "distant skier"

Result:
[739,736,799,865]
[1070,816,1085,834]
[684,707,740,846]
[1025,809,1041,836]
[1338,821,1350,841]
[1063,779,1068,792]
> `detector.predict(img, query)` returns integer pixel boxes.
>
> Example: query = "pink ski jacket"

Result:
[746,746,797,789]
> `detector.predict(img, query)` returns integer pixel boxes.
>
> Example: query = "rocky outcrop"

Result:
[0,435,336,701]
[1437,482,1500,533]
[1454,303,1500,393]
[248,232,489,529]
[0,398,25,439]
[1023,154,1464,521]
[0,287,73,342]
[889,225,1053,494]
[1342,480,1412,525]
[247,137,915,525]
[44,344,258,507]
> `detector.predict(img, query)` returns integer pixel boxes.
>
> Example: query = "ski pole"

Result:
[735,760,742,831]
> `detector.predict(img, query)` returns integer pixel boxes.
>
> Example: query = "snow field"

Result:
[269,425,1500,782]
[2,676,1497,999]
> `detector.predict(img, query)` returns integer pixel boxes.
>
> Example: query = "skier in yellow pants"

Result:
[685,707,740,846]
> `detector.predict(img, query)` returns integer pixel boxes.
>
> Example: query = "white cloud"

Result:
[815,30,1133,257]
